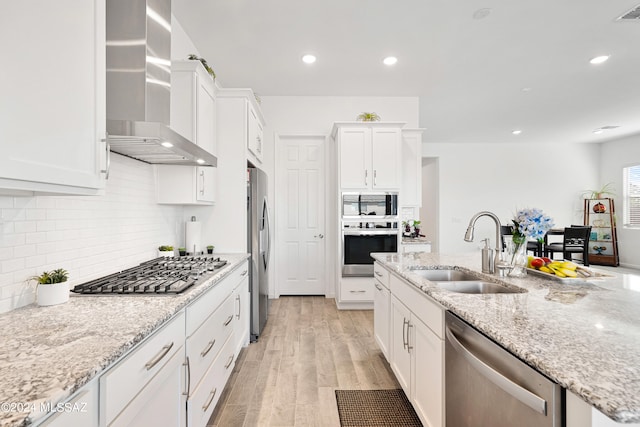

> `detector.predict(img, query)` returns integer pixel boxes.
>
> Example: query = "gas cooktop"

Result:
[71,256,228,295]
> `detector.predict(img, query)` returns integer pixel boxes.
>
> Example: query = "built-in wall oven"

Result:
[341,191,400,277]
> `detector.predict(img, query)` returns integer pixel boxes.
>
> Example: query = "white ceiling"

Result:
[173,0,640,144]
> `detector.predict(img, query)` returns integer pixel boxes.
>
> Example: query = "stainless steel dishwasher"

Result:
[445,312,564,426]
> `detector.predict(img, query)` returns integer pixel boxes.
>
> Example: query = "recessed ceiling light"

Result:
[196,159,205,164]
[593,125,620,134]
[302,54,316,64]
[383,56,398,66]
[161,142,173,148]
[589,55,609,65]
[521,87,532,92]
[472,8,492,20]
[512,130,522,135]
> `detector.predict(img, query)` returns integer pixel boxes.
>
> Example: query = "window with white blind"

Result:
[624,164,640,228]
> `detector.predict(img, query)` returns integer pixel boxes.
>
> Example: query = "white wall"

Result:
[423,142,602,255]
[0,155,183,313]
[600,134,640,269]
[420,157,439,252]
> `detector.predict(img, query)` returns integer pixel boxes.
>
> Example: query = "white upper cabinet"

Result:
[401,129,424,207]
[216,88,266,166]
[332,122,405,191]
[156,61,217,205]
[0,0,108,196]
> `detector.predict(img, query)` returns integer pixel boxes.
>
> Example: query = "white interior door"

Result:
[275,135,326,295]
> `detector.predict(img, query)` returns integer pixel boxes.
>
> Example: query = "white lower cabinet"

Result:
[233,268,250,356]
[100,312,186,427]
[387,267,444,427]
[38,379,99,427]
[373,264,391,360]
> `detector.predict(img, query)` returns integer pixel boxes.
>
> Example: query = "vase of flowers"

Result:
[507,208,554,277]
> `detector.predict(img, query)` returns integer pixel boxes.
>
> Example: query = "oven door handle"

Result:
[342,230,399,236]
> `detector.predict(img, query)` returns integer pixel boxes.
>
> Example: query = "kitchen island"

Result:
[372,251,640,424]
[0,253,249,427]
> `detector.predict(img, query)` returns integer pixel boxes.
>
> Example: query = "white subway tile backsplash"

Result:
[0,154,183,313]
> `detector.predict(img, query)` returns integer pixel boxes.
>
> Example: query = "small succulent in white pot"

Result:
[158,245,174,257]
[34,268,69,306]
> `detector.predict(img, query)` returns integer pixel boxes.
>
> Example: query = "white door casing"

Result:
[275,134,326,296]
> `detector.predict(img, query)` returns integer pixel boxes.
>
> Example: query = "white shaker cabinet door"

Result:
[339,127,371,190]
[370,128,401,190]
[0,0,107,195]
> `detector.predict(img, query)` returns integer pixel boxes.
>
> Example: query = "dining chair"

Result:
[500,225,542,257]
[543,226,592,266]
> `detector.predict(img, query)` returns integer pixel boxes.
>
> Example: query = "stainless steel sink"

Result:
[409,269,479,281]
[436,281,524,294]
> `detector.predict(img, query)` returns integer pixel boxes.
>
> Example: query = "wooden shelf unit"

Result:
[584,198,619,266]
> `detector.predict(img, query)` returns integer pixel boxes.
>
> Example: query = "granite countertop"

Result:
[371,251,640,424]
[401,236,431,244]
[0,253,249,427]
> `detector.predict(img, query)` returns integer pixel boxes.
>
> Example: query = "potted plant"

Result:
[206,245,214,254]
[158,245,174,257]
[34,268,69,306]
[356,112,381,122]
[583,182,615,200]
[178,247,187,256]
[413,220,422,237]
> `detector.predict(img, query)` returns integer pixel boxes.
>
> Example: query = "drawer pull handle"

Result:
[202,387,217,412]
[223,315,233,326]
[349,290,366,293]
[145,342,174,371]
[374,283,383,291]
[241,270,248,276]
[201,339,216,358]
[183,357,191,396]
[374,271,383,277]
[225,354,234,369]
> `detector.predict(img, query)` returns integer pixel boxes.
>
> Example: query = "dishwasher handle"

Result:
[445,326,547,416]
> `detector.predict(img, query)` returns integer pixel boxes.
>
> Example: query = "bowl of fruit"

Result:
[527,257,613,282]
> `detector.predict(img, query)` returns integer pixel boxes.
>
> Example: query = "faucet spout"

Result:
[464,211,503,273]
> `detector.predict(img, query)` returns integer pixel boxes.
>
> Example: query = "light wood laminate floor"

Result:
[208,296,399,427]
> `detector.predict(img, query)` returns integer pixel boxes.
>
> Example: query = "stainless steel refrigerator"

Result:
[247,167,270,341]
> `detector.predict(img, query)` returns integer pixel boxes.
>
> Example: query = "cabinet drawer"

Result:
[390,274,444,339]
[341,280,373,301]
[186,265,245,336]
[188,332,236,427]
[186,293,235,393]
[100,311,185,426]
[373,263,390,288]
[229,260,249,290]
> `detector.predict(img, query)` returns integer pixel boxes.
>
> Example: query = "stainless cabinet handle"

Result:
[200,339,216,358]
[225,354,234,369]
[374,271,383,277]
[374,169,377,186]
[349,290,366,293]
[202,387,217,412]
[183,357,191,396]
[364,169,368,186]
[374,283,383,291]
[100,136,110,179]
[200,170,205,195]
[241,270,248,276]
[445,326,548,415]
[236,294,241,319]
[407,323,413,351]
[223,315,233,326]
[145,342,174,370]
[402,318,408,349]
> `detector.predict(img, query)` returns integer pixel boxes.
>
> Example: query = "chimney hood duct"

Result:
[106,0,217,167]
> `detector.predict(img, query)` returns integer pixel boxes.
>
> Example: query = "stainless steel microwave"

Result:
[342,193,398,218]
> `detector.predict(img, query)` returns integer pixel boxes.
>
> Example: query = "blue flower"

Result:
[511,208,554,243]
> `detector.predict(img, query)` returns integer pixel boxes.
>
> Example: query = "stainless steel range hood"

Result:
[106,0,217,166]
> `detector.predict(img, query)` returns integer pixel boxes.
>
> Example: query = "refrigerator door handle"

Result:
[262,197,271,269]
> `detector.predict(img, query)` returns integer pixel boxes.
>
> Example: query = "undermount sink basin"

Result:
[436,281,525,294]
[410,268,479,281]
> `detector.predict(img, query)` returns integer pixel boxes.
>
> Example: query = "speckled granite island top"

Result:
[371,251,640,424]
[0,253,249,427]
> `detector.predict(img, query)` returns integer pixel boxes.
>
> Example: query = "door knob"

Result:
[314,234,324,239]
